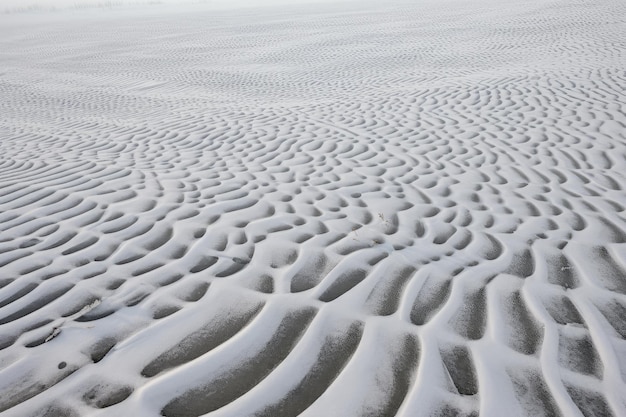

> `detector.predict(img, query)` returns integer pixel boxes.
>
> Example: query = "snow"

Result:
[0,0,626,415]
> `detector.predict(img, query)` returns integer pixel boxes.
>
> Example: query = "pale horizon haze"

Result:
[0,0,353,12]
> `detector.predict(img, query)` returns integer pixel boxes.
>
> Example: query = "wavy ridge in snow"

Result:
[0,0,626,416]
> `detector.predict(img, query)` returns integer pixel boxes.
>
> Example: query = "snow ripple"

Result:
[1,0,626,416]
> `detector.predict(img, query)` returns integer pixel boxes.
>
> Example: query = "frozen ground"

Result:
[0,0,626,415]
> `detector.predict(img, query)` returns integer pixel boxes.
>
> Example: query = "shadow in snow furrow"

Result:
[430,404,478,417]
[61,236,99,256]
[508,367,562,417]
[161,307,317,417]
[253,321,364,417]
[290,252,331,293]
[32,402,80,417]
[82,381,133,409]
[545,252,580,289]
[410,274,452,326]
[558,331,603,379]
[0,284,73,325]
[505,291,543,355]
[319,268,368,302]
[189,256,218,274]
[441,345,478,396]
[543,295,584,326]
[505,248,535,278]
[594,298,626,338]
[0,282,38,309]
[449,288,487,340]
[364,265,416,316]
[0,365,79,413]
[39,231,79,251]
[0,251,33,268]
[372,333,420,417]
[588,246,626,294]
[142,301,264,377]
[564,384,614,417]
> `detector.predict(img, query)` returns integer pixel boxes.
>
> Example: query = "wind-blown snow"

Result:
[0,0,626,416]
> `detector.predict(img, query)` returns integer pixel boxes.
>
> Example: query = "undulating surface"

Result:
[1,0,626,415]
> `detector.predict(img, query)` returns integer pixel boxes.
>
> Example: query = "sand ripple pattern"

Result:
[1,0,626,416]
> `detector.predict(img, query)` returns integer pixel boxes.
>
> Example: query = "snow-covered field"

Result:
[1,0,625,415]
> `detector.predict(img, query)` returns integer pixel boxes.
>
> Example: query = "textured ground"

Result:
[1,0,626,416]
